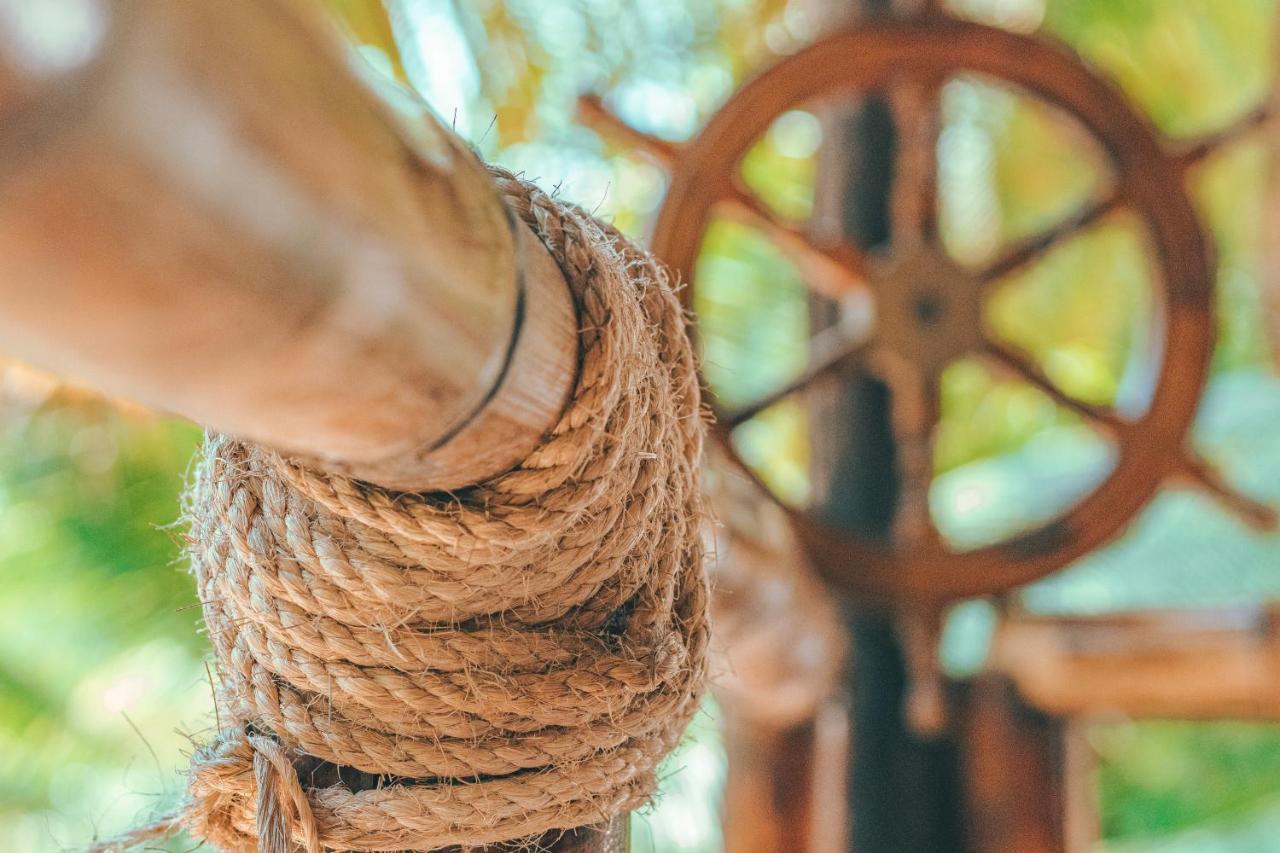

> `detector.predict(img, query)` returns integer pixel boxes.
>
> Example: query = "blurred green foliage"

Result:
[4,0,1280,850]
[0,394,203,848]
[1096,721,1280,840]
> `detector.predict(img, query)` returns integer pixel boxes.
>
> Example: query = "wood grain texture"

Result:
[0,0,576,490]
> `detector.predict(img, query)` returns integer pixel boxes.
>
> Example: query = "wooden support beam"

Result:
[990,607,1280,720]
[0,0,577,491]
[956,676,1095,853]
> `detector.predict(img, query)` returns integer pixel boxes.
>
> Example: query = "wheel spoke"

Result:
[979,189,1124,285]
[577,93,875,299]
[888,75,944,249]
[721,322,868,428]
[576,94,680,167]
[719,180,871,298]
[897,605,948,735]
[880,363,944,549]
[1176,105,1272,171]
[1175,450,1278,531]
[980,339,1127,436]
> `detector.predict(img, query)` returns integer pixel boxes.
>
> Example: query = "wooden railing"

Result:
[992,606,1280,720]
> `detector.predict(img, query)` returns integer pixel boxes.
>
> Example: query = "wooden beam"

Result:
[990,607,1280,720]
[0,0,576,491]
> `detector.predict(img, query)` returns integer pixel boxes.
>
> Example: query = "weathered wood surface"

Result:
[0,0,576,490]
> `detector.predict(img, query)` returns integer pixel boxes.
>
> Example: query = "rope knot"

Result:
[182,728,321,853]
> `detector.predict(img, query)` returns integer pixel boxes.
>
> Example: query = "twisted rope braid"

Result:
[100,170,708,851]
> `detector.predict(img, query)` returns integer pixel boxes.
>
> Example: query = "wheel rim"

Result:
[652,16,1215,602]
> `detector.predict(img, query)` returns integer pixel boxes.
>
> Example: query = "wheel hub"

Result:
[869,247,984,376]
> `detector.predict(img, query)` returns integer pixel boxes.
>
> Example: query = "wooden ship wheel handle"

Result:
[581,11,1277,604]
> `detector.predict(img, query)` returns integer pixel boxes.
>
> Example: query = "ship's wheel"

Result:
[581,8,1275,603]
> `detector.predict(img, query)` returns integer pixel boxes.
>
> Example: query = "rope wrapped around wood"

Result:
[101,170,708,851]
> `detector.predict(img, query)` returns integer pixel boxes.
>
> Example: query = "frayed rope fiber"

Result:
[99,170,709,851]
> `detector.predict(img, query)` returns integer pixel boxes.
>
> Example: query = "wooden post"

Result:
[956,677,1094,853]
[721,708,849,853]
[0,0,577,490]
[0,1,625,850]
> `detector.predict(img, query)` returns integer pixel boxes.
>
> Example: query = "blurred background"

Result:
[3,0,1280,849]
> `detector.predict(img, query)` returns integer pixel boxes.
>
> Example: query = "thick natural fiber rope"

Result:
[98,170,708,851]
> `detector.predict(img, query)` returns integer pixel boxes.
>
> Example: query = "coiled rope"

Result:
[97,170,708,851]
